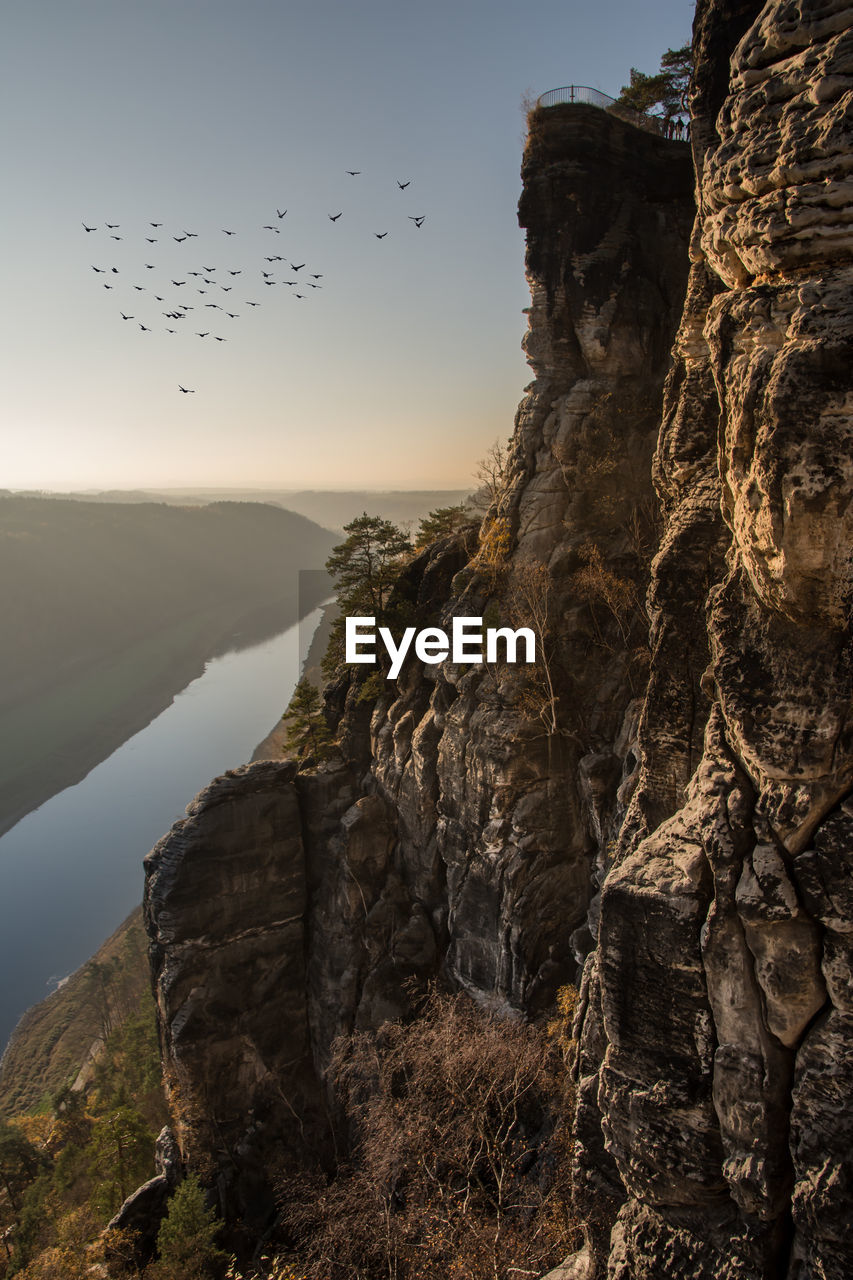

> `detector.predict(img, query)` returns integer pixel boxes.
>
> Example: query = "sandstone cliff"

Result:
[144,101,692,1212]
[144,3,853,1275]
[573,2,853,1277]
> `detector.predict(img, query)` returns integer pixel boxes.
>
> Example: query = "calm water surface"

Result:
[0,607,324,1052]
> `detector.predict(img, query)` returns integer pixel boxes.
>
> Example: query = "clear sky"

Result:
[3,0,694,492]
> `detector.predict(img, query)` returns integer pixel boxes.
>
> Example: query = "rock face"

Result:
[572,2,853,1277]
[144,104,692,1211]
[144,762,325,1224]
[145,4,853,1273]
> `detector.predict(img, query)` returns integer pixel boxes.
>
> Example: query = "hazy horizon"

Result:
[5,0,692,492]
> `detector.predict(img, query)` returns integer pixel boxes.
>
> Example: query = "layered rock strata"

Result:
[573,2,853,1277]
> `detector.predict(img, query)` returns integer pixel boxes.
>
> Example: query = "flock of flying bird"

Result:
[82,172,427,393]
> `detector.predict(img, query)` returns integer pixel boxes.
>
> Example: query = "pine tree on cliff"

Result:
[283,678,334,761]
[617,43,691,121]
[323,513,412,675]
[325,512,412,618]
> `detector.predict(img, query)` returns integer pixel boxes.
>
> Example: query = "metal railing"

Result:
[535,85,677,139]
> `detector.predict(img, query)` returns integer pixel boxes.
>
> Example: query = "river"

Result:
[0,605,325,1053]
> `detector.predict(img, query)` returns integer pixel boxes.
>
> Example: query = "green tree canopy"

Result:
[325,513,412,618]
[323,513,412,676]
[283,678,334,761]
[85,1104,154,1216]
[414,504,473,548]
[617,43,691,121]
[0,1123,45,1211]
[151,1173,227,1280]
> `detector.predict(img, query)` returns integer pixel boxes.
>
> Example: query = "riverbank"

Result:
[0,596,321,839]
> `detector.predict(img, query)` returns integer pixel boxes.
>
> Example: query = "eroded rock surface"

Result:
[573,2,853,1276]
[144,105,692,1211]
[144,5,853,1274]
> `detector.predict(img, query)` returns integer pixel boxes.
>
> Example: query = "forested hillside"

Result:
[0,496,336,834]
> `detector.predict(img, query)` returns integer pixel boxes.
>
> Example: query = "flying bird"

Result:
[408,215,426,227]
[310,273,323,279]
[291,262,305,270]
[346,170,360,176]
[103,284,113,289]
[276,208,287,218]
[178,385,195,393]
[110,235,122,240]
[145,264,155,269]
[105,223,119,228]
[173,235,187,243]
[172,280,186,286]
[82,222,97,231]
[184,230,198,237]
[92,266,104,272]
[294,293,304,299]
[146,238,158,243]
[228,270,242,275]
[328,212,342,221]
[221,229,235,235]
[264,279,276,285]
[203,266,216,272]
[133,285,145,291]
[226,312,239,318]
[214,336,226,341]
[139,324,150,331]
[204,302,222,308]
[374,232,387,238]
[306,282,322,288]
[111,267,119,273]
[262,271,273,278]
[262,225,280,232]
[120,312,134,320]
[246,301,260,306]
[150,222,163,227]
[396,180,410,189]
[196,332,209,337]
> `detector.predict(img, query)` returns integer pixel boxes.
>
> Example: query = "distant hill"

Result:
[0,495,337,836]
[16,487,474,533]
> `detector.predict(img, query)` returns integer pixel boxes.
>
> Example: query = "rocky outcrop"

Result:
[144,104,693,1208]
[573,2,853,1277]
[105,1126,182,1264]
[144,762,326,1225]
[145,6,853,1273]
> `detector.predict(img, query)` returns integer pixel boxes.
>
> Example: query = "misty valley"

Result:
[0,495,338,838]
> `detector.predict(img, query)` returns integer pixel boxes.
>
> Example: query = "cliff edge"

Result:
[144,2,853,1276]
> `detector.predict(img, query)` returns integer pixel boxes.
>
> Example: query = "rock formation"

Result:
[145,100,693,1214]
[572,2,853,1277]
[144,1,853,1275]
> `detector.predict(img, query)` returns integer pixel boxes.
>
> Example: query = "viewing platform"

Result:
[536,85,687,140]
